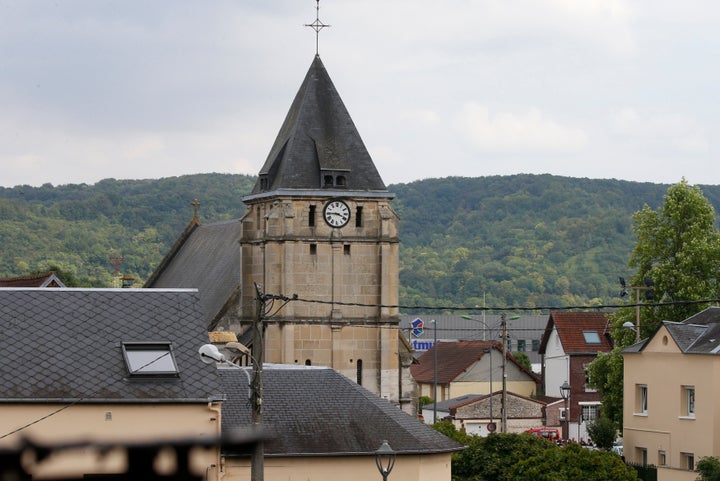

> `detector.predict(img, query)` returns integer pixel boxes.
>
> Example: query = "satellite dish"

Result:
[198,344,225,364]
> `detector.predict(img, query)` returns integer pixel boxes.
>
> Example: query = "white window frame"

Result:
[680,385,695,419]
[635,384,648,416]
[581,404,599,422]
[122,342,179,377]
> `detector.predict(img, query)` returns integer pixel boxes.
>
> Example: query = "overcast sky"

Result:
[1,1,719,189]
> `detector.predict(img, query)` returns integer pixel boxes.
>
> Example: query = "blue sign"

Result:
[411,318,424,337]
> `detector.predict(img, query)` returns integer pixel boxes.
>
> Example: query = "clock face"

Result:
[323,200,350,227]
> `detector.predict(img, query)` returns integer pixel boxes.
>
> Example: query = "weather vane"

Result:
[305,0,330,56]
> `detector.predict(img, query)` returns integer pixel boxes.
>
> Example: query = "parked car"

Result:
[611,439,623,456]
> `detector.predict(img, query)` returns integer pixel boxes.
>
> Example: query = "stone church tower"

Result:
[239,55,404,403]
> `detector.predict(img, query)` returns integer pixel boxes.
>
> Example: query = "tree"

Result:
[586,416,618,450]
[697,457,720,481]
[513,352,532,372]
[451,433,555,481]
[512,443,638,481]
[586,349,625,427]
[588,179,720,428]
[623,179,720,337]
[449,433,637,481]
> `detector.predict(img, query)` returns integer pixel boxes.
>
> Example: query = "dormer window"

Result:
[122,342,178,377]
[320,170,349,189]
[259,176,269,190]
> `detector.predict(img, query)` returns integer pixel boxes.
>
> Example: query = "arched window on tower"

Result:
[336,175,346,186]
[356,359,363,386]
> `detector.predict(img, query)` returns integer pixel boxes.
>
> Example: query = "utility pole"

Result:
[620,277,654,343]
[251,283,265,481]
[501,313,508,434]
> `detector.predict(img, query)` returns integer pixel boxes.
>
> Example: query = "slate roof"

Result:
[0,288,221,403]
[653,306,720,354]
[410,340,540,384]
[539,311,613,355]
[424,391,547,414]
[144,219,242,329]
[0,271,65,288]
[248,55,388,198]
[218,364,461,456]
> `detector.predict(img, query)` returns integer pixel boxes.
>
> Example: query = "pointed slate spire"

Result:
[250,55,387,196]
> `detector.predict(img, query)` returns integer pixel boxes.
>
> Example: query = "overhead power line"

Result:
[263,293,720,314]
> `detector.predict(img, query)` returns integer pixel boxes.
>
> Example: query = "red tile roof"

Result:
[539,311,613,354]
[0,271,64,288]
[410,340,540,384]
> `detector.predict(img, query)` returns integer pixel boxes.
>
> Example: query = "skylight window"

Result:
[583,331,602,344]
[122,342,178,376]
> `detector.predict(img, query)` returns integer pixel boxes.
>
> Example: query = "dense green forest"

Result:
[1,173,718,311]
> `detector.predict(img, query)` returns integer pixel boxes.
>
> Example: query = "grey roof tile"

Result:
[145,220,242,328]
[218,365,461,456]
[0,288,221,403]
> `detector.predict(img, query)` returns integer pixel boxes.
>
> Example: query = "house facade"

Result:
[423,391,546,436]
[539,311,612,441]
[0,288,224,480]
[622,307,720,481]
[411,340,541,425]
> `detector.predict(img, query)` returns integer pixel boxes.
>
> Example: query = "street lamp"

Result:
[619,277,654,343]
[560,381,571,442]
[375,440,396,481]
[482,347,495,429]
[430,319,438,424]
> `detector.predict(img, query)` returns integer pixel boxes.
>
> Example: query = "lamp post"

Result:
[619,277,654,343]
[500,313,509,434]
[560,381,571,442]
[483,347,494,429]
[430,319,437,424]
[375,440,396,481]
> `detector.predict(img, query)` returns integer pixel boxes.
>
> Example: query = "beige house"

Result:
[0,288,226,480]
[622,306,720,481]
[217,364,462,481]
[146,54,414,414]
[411,340,541,424]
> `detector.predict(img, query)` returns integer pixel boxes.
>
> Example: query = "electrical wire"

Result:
[263,293,720,314]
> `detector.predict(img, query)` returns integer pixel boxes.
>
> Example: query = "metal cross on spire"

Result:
[304,0,330,56]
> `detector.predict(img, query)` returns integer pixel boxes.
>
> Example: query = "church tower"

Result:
[239,55,403,404]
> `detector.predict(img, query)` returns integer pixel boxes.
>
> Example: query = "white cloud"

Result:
[610,108,709,154]
[456,103,588,154]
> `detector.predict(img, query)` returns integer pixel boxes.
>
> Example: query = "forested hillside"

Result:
[1,173,717,311]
